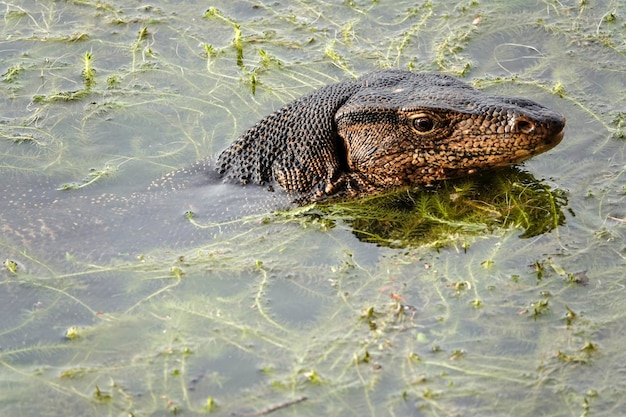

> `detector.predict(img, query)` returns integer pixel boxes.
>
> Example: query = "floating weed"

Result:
[555,350,586,363]
[551,81,566,98]
[302,369,323,384]
[555,342,598,364]
[530,298,550,318]
[234,24,244,67]
[258,49,282,70]
[93,385,112,402]
[69,32,89,41]
[532,260,546,281]
[137,26,148,41]
[357,349,371,363]
[130,26,156,71]
[470,299,483,308]
[602,12,617,23]
[204,397,218,412]
[480,259,494,269]
[203,9,287,90]
[340,19,357,45]
[56,163,119,190]
[564,305,577,326]
[323,40,354,75]
[81,50,96,89]
[567,271,590,286]
[3,259,19,274]
[580,341,599,353]
[525,256,587,286]
[244,71,258,94]
[385,5,434,66]
[2,64,24,83]
[204,7,245,67]
[4,8,28,20]
[204,43,218,57]
[64,326,82,340]
[204,7,232,23]
[33,89,91,103]
[434,19,477,74]
[449,349,466,360]
[612,111,625,139]
[548,258,567,276]
[449,281,470,294]
[203,43,220,67]
[422,388,440,399]
[60,367,89,379]
[170,266,184,279]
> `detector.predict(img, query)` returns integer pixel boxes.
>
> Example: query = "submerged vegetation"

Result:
[313,167,568,248]
[1,0,626,416]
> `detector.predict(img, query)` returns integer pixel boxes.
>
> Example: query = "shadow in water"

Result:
[0,171,294,272]
[1,166,568,274]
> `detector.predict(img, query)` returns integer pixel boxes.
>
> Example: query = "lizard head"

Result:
[335,72,565,192]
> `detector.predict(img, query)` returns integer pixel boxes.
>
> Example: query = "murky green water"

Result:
[1,0,626,416]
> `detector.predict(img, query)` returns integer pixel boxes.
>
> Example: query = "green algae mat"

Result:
[1,1,626,416]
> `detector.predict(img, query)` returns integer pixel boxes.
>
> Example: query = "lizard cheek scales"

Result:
[216,70,565,203]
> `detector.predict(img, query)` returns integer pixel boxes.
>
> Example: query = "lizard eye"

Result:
[412,116,435,133]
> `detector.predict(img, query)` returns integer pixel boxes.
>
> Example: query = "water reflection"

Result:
[2,163,568,275]
[1,170,293,271]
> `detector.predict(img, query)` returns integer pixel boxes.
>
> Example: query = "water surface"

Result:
[1,1,626,416]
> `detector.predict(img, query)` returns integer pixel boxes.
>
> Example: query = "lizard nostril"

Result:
[513,117,535,134]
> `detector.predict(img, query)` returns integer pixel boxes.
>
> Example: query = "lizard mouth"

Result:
[535,127,565,154]
[490,121,566,168]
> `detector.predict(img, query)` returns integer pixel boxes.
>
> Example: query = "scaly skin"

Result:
[215,69,565,202]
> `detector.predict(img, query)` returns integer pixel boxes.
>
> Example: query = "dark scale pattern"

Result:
[216,79,364,195]
[215,70,565,203]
